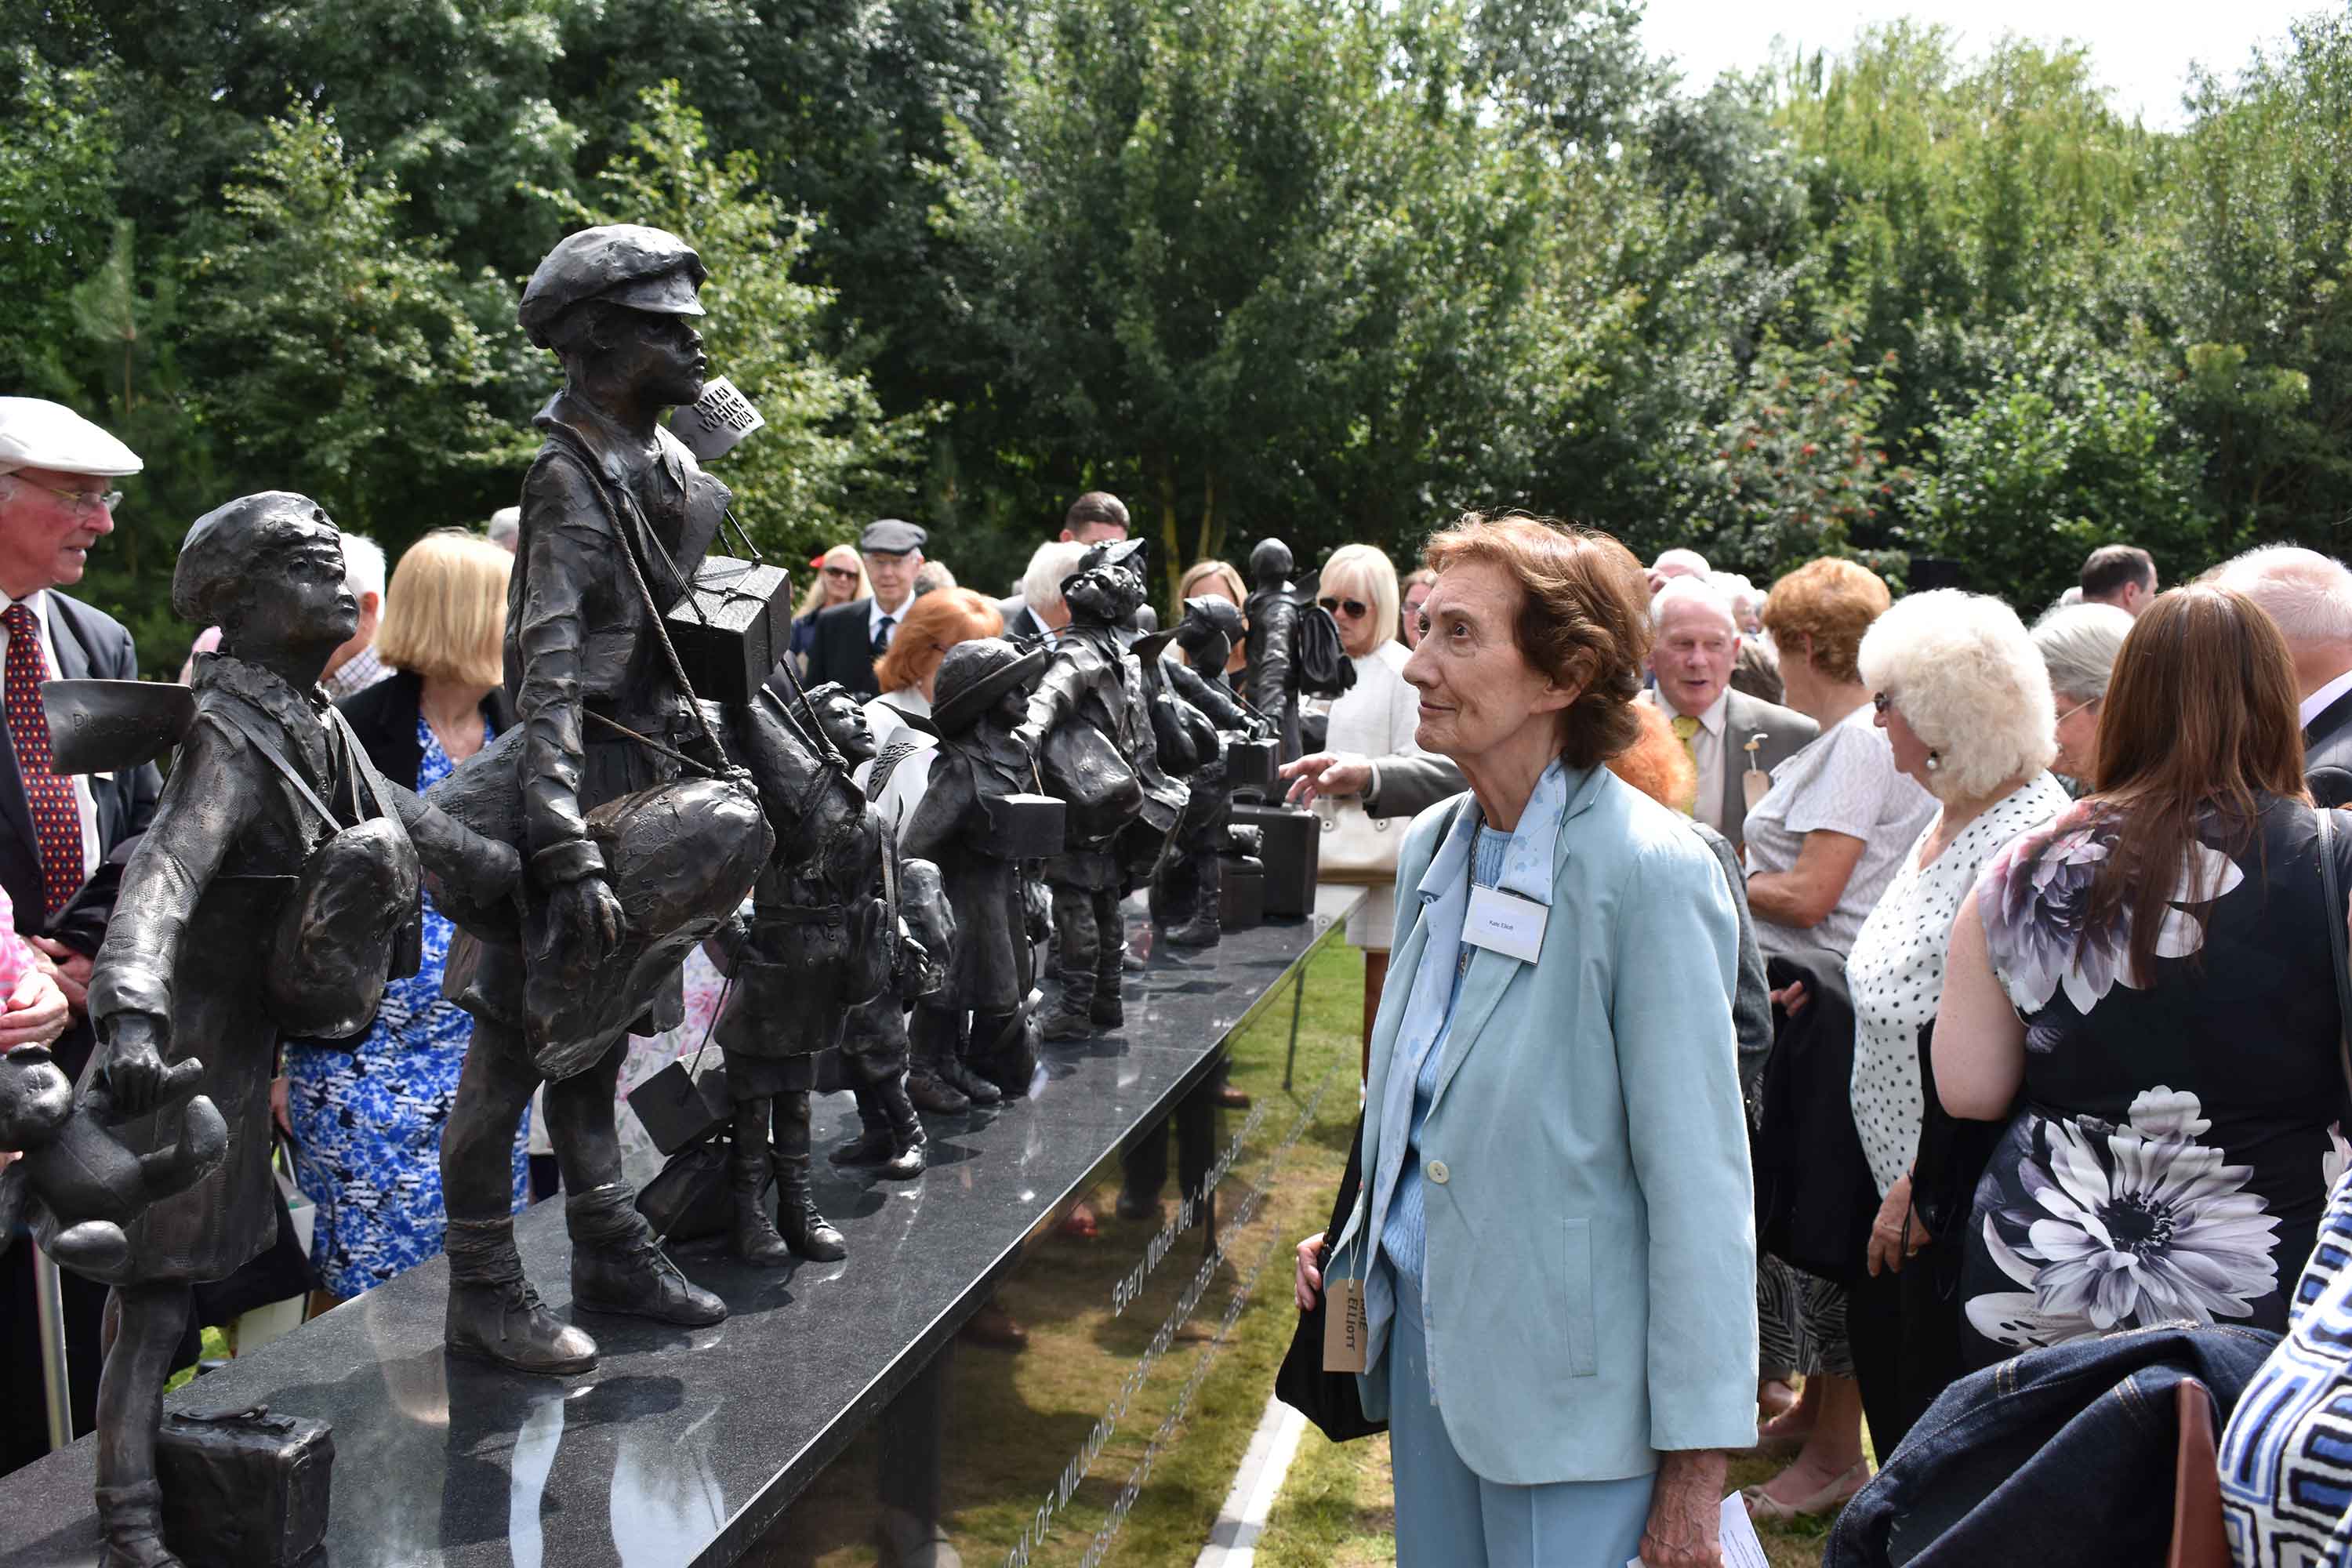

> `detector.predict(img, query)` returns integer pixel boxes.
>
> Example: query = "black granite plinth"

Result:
[0,890,1359,1568]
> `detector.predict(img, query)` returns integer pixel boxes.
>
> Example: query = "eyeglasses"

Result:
[2054,695,2103,724]
[822,565,860,580]
[1871,691,1894,715]
[1319,596,1370,619]
[9,479,121,514]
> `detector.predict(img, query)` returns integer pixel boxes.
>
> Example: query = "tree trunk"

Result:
[1154,454,1185,612]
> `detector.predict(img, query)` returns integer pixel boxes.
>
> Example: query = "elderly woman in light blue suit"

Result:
[1294,514,1758,1568]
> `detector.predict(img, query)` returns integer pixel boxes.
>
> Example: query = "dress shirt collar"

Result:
[2303,666,2352,730]
[0,586,49,628]
[869,593,914,637]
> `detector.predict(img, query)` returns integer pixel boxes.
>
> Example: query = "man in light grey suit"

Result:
[1640,576,1813,853]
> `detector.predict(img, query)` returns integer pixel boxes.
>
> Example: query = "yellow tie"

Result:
[1671,714,1700,816]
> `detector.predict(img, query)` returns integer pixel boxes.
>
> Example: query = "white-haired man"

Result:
[1639,575,1814,851]
[2217,545,2352,806]
[1649,546,1711,595]
[998,539,1087,645]
[0,397,164,1471]
[319,530,390,700]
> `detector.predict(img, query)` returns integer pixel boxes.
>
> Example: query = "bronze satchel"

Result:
[1040,720,1143,847]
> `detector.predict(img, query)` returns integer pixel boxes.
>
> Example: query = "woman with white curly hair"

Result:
[1838,590,2068,1454]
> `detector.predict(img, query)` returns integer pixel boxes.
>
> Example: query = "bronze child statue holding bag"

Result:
[82,493,521,1568]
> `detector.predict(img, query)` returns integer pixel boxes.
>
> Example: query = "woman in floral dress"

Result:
[1936,586,2352,1370]
[288,531,530,1302]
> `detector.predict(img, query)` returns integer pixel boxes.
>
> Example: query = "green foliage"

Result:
[1688,332,1911,576]
[176,105,537,542]
[11,0,2352,635]
[1901,353,2213,611]
[0,47,118,399]
[532,82,930,562]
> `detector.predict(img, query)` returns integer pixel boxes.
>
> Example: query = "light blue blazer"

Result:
[1325,761,1759,1485]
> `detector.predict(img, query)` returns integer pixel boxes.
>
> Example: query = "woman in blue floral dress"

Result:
[285,530,528,1302]
[1934,586,2352,1370]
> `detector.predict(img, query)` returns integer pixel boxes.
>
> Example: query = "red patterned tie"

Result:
[4,603,84,916]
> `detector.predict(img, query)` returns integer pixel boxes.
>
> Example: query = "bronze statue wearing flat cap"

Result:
[79,493,520,1566]
[430,223,751,1374]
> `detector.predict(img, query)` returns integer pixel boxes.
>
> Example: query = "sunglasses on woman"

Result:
[1319,596,1369,619]
[822,565,861,581]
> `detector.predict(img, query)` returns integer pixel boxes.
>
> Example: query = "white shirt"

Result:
[1741,706,1937,958]
[0,587,102,886]
[857,692,938,834]
[867,592,915,649]
[2302,668,2352,730]
[1846,772,2071,1196]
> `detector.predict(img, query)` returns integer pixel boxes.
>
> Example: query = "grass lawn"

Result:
[748,935,1367,1567]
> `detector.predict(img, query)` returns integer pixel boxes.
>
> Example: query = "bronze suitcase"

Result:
[156,1404,334,1568]
[1229,802,1318,916]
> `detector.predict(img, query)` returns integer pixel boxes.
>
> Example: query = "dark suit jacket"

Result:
[9,591,163,1075]
[999,599,1053,645]
[336,669,517,792]
[2307,686,2352,808]
[807,597,883,697]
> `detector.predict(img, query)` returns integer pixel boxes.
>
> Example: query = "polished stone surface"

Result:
[0,890,1358,1568]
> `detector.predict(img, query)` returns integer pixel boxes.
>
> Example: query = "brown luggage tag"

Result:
[1323,1275,1368,1374]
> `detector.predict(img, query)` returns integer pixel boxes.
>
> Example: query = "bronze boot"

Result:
[829,1088,899,1169]
[568,1183,728,1325]
[771,1092,848,1260]
[874,1073,928,1180]
[728,1102,793,1267]
[96,1482,181,1568]
[443,1215,598,1375]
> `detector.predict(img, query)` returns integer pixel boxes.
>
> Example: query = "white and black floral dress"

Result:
[1959,793,2352,1369]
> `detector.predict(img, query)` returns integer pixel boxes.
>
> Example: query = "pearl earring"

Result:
[1926,751,1941,771]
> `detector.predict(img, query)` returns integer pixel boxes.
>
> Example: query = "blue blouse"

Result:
[1378,825,1513,1283]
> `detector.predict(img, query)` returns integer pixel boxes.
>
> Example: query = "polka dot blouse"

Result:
[1846,772,2072,1196]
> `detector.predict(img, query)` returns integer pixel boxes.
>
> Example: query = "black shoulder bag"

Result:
[1273,1109,1385,1442]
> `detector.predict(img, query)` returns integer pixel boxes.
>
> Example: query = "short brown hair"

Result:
[1064,491,1129,535]
[1421,513,1652,769]
[1762,557,1890,684]
[374,527,510,687]
[874,586,1004,696]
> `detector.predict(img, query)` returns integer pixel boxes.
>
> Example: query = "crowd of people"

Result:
[1287,526,2352,1568]
[22,386,2352,1567]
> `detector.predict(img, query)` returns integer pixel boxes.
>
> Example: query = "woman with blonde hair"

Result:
[288,528,526,1305]
[791,543,869,672]
[1296,543,1425,1053]
[1179,558,1249,675]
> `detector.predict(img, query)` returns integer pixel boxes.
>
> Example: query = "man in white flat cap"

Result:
[0,397,164,1474]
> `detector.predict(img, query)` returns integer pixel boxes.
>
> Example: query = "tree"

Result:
[0,46,118,400]
[532,82,928,561]
[176,104,538,543]
[1900,345,2212,612]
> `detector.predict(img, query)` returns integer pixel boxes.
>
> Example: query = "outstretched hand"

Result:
[1280,752,1371,808]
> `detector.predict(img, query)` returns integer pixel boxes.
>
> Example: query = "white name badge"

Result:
[1464,884,1546,964]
